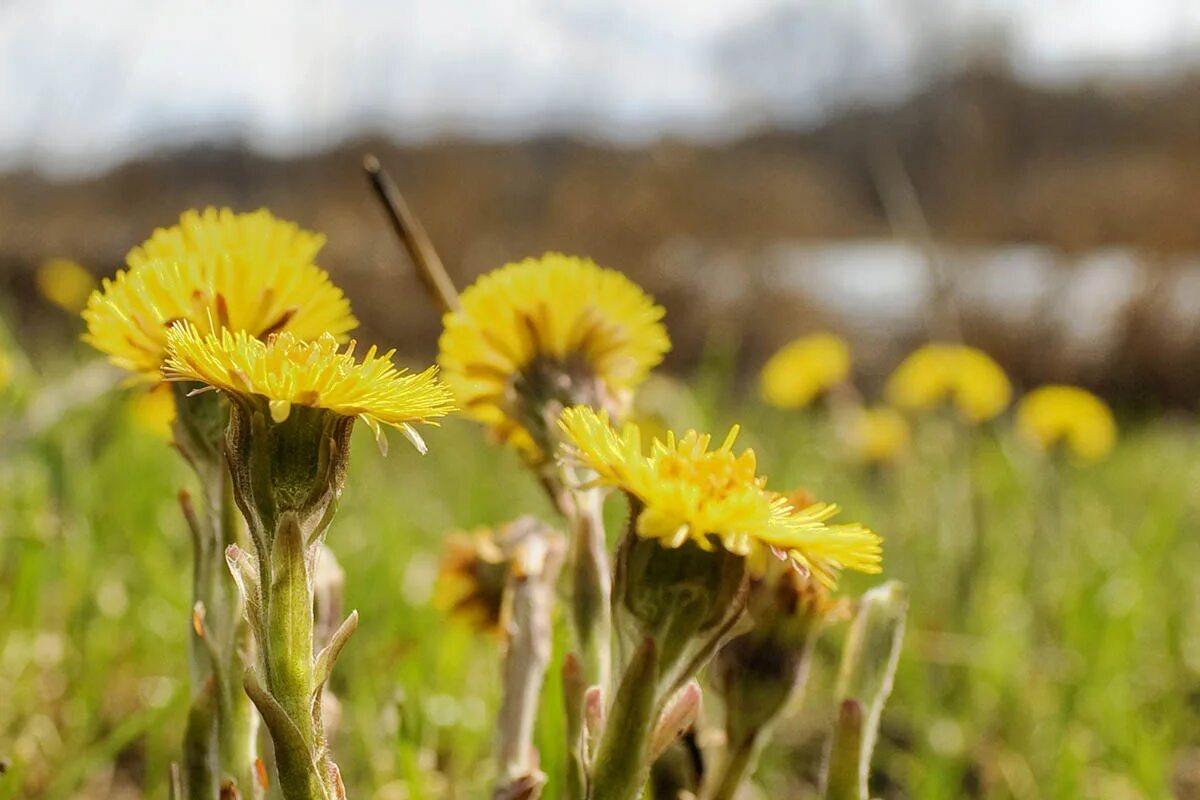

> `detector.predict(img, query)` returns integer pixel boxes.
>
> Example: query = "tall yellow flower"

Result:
[163,322,454,451]
[558,406,880,587]
[1017,385,1116,462]
[885,343,1010,423]
[439,254,670,461]
[37,258,97,313]
[759,333,851,409]
[83,208,357,379]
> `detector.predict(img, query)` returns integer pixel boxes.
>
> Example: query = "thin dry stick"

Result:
[868,139,961,343]
[362,154,461,313]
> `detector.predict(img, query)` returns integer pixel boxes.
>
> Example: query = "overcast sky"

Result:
[2,0,1198,176]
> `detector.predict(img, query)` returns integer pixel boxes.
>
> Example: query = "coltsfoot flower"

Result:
[558,406,881,588]
[37,258,96,314]
[841,406,911,465]
[439,253,670,462]
[164,322,454,451]
[435,530,512,635]
[83,208,357,379]
[758,332,851,409]
[1017,385,1116,462]
[885,343,1011,424]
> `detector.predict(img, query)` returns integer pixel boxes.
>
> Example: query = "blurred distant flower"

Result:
[885,343,1011,424]
[841,406,910,465]
[37,258,96,314]
[439,253,670,464]
[758,332,851,409]
[163,323,454,454]
[83,208,357,380]
[129,383,176,440]
[434,529,511,634]
[1017,385,1116,462]
[558,406,880,588]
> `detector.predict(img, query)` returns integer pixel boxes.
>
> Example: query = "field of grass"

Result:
[2,340,1198,799]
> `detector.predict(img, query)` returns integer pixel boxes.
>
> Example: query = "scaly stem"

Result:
[588,638,658,800]
[569,488,611,692]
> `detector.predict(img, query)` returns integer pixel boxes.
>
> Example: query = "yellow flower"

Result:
[759,333,851,409]
[1017,385,1116,462]
[163,322,455,451]
[438,253,670,460]
[434,530,511,634]
[129,384,176,440]
[83,208,357,379]
[558,406,880,587]
[841,406,910,464]
[885,343,1011,423]
[37,258,97,314]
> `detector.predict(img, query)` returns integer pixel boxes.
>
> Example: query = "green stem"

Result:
[589,638,658,800]
[706,735,760,800]
[570,489,611,691]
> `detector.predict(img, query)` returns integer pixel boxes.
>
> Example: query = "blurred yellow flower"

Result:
[83,208,357,379]
[129,384,176,440]
[841,406,910,465]
[434,530,511,634]
[558,406,881,587]
[37,258,97,314]
[1017,385,1116,462]
[885,343,1011,423]
[438,253,670,462]
[163,323,455,450]
[759,333,851,409]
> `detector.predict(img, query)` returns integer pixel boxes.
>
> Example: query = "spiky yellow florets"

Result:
[558,406,881,587]
[83,208,357,379]
[759,333,851,409]
[439,253,670,458]
[885,343,1011,424]
[163,322,455,449]
[1017,385,1116,462]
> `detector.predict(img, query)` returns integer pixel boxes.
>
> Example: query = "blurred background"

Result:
[6,0,1200,405]
[6,2,1200,799]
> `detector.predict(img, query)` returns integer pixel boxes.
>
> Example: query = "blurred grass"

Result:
[2,347,1198,799]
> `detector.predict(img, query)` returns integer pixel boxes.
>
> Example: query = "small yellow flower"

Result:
[37,258,97,314]
[558,406,880,587]
[439,253,670,461]
[83,208,357,379]
[163,322,454,450]
[885,343,1011,423]
[434,530,511,634]
[129,384,176,440]
[759,333,851,409]
[841,406,910,465]
[1017,385,1116,462]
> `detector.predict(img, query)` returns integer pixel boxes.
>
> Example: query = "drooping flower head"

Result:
[434,529,512,635]
[1017,385,1116,462]
[38,258,96,314]
[840,406,911,465]
[558,406,881,587]
[885,343,1011,424]
[83,208,357,379]
[164,322,454,450]
[759,333,851,409]
[439,254,670,462]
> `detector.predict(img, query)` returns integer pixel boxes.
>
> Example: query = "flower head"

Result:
[129,383,176,440]
[38,258,96,313]
[558,406,880,587]
[83,208,357,379]
[759,333,851,409]
[1017,385,1116,462]
[439,253,670,461]
[434,530,511,634]
[841,406,911,465]
[163,322,454,450]
[885,343,1010,423]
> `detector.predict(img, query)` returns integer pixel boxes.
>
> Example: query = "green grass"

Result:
[1,354,1197,799]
